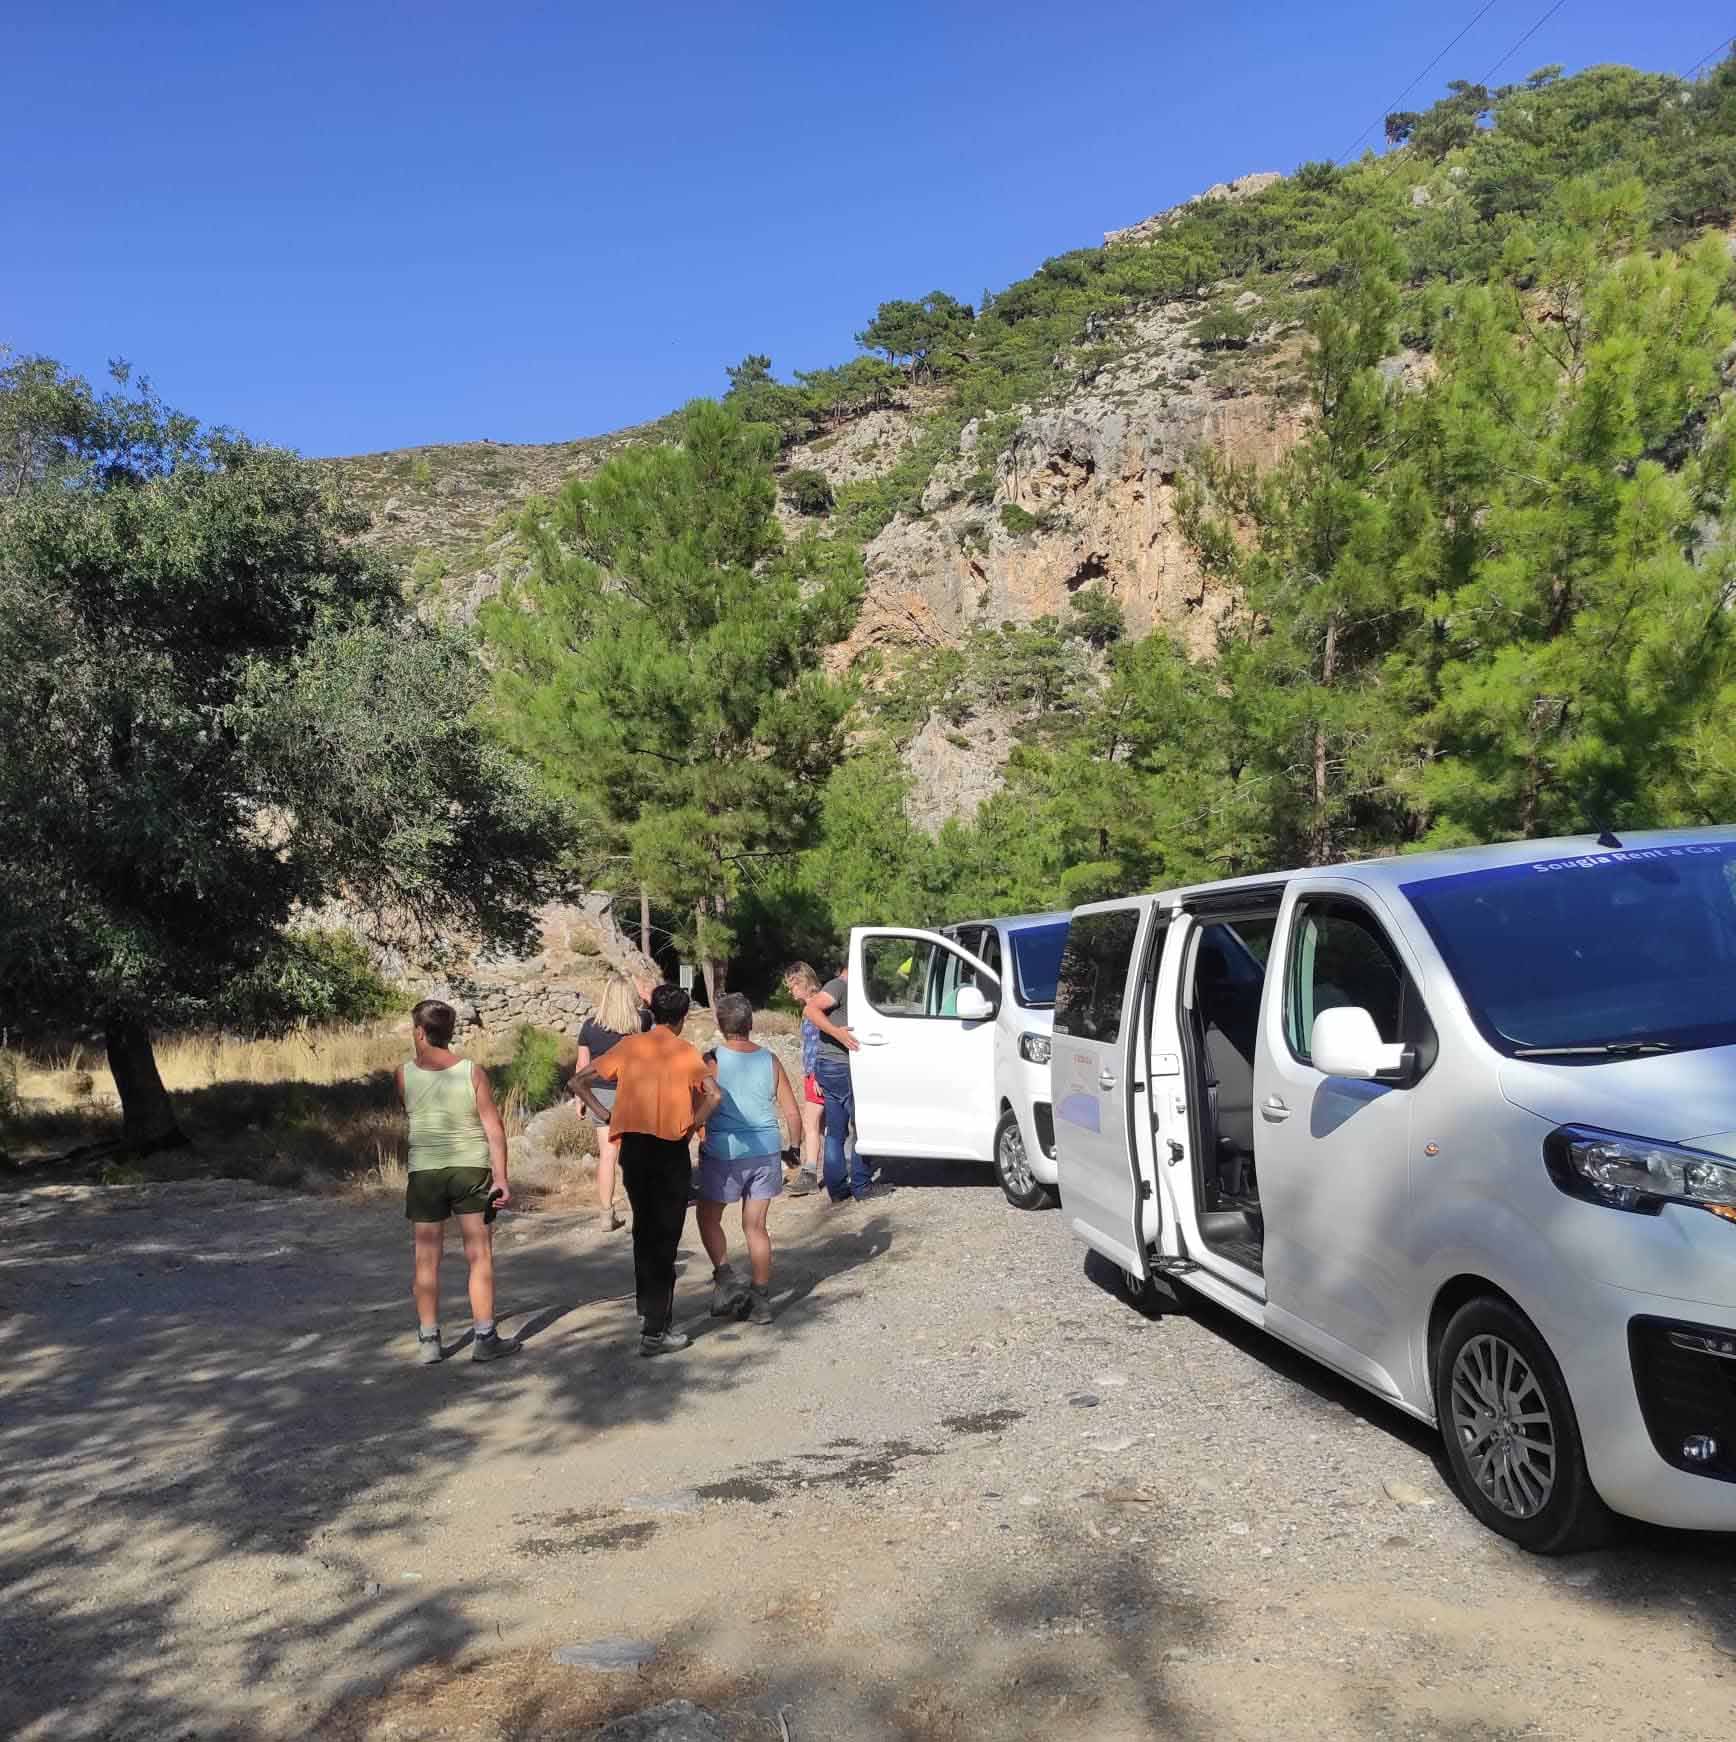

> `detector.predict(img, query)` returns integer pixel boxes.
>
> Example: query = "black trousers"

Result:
[618,1133,691,1334]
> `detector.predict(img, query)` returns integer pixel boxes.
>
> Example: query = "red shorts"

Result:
[804,1073,823,1107]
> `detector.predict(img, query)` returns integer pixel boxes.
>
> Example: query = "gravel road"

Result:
[4,1164,1735,1741]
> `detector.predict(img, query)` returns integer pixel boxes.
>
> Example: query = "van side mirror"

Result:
[1310,1006,1411,1081]
[955,984,996,1022]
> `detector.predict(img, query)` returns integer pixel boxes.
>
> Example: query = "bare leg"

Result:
[456,1212,495,1325]
[742,1197,772,1287]
[413,1223,443,1326]
[595,1125,621,1218]
[800,1101,822,1171]
[695,1198,728,1269]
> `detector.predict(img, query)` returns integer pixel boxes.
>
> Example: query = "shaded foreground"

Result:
[3,1174,1735,1740]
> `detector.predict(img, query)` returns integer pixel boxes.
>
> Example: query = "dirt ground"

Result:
[4,1165,1735,1741]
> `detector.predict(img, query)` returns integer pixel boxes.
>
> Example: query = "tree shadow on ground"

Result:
[0,1181,894,1738]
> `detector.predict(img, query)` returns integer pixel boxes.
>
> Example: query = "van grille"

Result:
[1033,1102,1055,1158]
[1627,1316,1736,1484]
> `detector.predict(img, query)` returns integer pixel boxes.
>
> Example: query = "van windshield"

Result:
[1402,844,1736,1059]
[1011,921,1071,1008]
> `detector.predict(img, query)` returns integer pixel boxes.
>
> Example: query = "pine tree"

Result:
[1206,215,1421,865]
[481,401,861,999]
[1407,195,1736,841]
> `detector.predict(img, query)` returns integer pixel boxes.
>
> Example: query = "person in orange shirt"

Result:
[572,982,722,1356]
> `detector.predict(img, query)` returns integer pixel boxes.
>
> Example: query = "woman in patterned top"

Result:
[782,961,825,1196]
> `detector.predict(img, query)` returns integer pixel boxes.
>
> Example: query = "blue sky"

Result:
[5,1,1728,457]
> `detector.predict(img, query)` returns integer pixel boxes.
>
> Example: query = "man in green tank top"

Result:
[396,998,521,1364]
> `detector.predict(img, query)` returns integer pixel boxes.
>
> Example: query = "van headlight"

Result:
[1019,1033,1051,1065]
[1544,1125,1736,1218]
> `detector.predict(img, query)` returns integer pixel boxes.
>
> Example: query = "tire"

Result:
[1434,1296,1612,1554]
[995,1109,1056,1210]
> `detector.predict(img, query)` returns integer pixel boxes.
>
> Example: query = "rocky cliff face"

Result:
[849,297,1307,675]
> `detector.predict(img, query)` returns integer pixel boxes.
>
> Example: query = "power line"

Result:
[1477,0,1570,89]
[1683,34,1735,79]
[1337,0,1505,163]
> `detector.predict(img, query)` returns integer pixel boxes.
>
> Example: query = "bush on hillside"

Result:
[499,1024,567,1113]
[780,467,834,515]
[1066,587,1126,648]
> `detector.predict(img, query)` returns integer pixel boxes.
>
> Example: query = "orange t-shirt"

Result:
[593,1025,712,1140]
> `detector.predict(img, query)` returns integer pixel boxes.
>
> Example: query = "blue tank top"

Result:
[704,1046,781,1162]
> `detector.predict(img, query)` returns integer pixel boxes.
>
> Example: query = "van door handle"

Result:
[1261,1096,1290,1123]
[859,1033,890,1046]
[1099,1069,1118,1090]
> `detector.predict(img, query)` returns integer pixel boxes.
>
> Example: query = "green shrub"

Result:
[0,1051,18,1126]
[957,519,989,556]
[999,502,1040,535]
[500,1025,566,1113]
[1194,306,1255,350]
[223,928,398,1033]
[1066,587,1126,648]
[779,467,834,515]
[410,549,450,594]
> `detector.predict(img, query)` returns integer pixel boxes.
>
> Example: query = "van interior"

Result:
[1179,913,1277,1276]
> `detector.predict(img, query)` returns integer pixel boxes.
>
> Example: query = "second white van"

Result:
[844,911,1070,1206]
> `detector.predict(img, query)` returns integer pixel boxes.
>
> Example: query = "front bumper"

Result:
[1559,1285,1736,1531]
[1005,1062,1058,1185]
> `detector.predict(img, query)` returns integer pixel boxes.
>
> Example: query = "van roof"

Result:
[1094,826,1736,913]
[946,910,1071,931]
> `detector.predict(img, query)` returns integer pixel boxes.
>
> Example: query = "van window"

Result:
[933,936,996,1017]
[1403,842,1736,1058]
[978,926,1002,983]
[1054,909,1140,1043]
[1010,920,1070,1007]
[862,935,940,1017]
[1286,899,1429,1064]
[867,935,991,1020]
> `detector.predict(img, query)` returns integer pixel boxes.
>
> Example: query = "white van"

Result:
[846,912,1070,1206]
[1051,829,1736,1551]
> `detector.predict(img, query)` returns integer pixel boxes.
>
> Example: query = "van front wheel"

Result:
[1434,1297,1611,1554]
[995,1110,1055,1210]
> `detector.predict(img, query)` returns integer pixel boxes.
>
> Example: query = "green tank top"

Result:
[404,1058,489,1172]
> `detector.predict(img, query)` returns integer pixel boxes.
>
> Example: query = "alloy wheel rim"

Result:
[1449,1333,1557,1520]
[999,1122,1036,1195]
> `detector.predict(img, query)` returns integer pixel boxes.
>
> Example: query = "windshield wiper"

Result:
[1511,1041,1677,1058]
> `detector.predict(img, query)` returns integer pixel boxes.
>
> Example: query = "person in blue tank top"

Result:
[696,992,801,1324]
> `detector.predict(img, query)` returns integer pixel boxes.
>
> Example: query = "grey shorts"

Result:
[697,1149,782,1204]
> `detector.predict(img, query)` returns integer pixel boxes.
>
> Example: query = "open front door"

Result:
[1051,900,1155,1275]
[847,927,1001,1161]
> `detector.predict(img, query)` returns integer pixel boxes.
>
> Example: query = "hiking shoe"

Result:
[787,1168,817,1197]
[710,1262,749,1317]
[639,1326,692,1358]
[416,1331,445,1366]
[746,1285,774,1326]
[472,1327,522,1363]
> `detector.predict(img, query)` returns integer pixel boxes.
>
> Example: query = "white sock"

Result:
[476,1319,495,1338]
[418,1324,439,1341]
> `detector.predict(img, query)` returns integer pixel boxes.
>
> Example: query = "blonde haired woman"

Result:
[571,974,650,1230]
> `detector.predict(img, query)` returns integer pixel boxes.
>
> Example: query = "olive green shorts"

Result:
[405,1166,494,1222]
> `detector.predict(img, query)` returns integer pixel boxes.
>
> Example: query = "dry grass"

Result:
[0,1023,567,1206]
